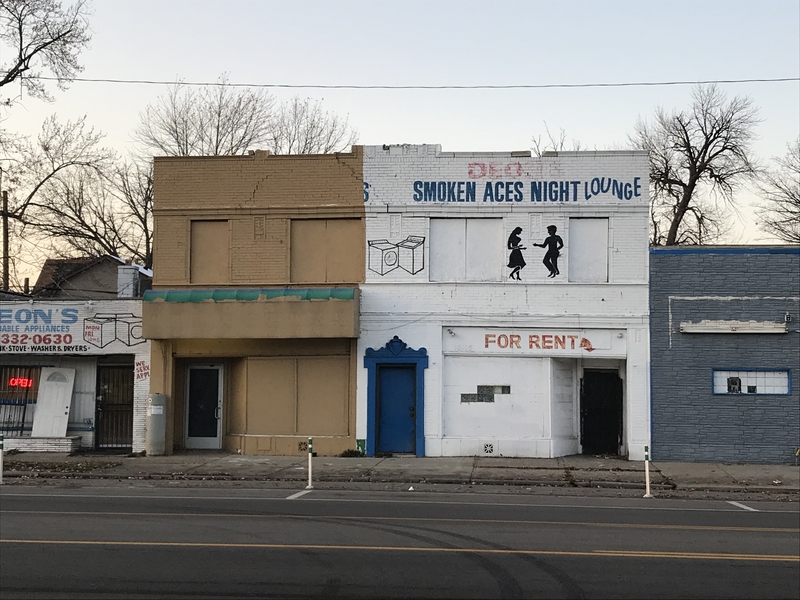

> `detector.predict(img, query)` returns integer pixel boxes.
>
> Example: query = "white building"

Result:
[0,263,150,453]
[357,145,650,460]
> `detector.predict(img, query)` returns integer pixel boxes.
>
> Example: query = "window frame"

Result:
[711,368,792,396]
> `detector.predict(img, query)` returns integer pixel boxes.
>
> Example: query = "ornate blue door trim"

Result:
[364,336,428,457]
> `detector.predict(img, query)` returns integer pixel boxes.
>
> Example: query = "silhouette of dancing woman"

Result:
[534,225,563,277]
[507,227,526,280]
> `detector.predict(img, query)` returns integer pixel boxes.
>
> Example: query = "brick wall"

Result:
[152,148,364,288]
[650,247,800,464]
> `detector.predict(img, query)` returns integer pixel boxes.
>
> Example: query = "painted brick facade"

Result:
[358,145,651,459]
[147,149,365,456]
[650,247,800,464]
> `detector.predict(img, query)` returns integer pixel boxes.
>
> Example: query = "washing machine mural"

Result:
[368,236,425,276]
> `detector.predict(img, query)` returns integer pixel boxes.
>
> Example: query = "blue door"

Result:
[377,366,416,453]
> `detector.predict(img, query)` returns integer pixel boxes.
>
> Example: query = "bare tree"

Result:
[267,96,358,155]
[0,115,118,285]
[0,0,91,104]
[134,74,275,157]
[631,85,761,246]
[755,138,800,244]
[531,123,583,157]
[22,158,154,268]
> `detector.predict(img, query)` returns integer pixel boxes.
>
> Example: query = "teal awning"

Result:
[143,288,356,303]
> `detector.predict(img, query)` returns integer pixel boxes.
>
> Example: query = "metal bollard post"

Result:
[305,437,313,490]
[643,444,653,498]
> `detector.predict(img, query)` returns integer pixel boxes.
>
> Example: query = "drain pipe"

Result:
[0,435,4,485]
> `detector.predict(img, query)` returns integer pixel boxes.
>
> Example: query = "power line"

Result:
[24,75,800,90]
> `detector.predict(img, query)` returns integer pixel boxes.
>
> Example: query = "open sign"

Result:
[8,377,34,388]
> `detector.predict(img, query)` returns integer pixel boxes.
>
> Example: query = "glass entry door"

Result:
[185,365,222,449]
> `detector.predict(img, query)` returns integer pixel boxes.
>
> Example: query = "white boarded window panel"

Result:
[430,219,502,282]
[466,219,503,282]
[430,219,465,281]
[568,218,609,283]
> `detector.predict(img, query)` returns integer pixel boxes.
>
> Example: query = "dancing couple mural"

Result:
[507,225,563,280]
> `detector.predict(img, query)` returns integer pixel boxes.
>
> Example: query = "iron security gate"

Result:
[96,365,134,449]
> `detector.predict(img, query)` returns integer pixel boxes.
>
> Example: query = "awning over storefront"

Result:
[142,288,359,339]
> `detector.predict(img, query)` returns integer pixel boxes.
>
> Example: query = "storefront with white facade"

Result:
[357,144,650,460]
[0,300,150,452]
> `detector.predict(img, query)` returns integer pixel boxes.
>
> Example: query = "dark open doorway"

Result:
[580,369,623,456]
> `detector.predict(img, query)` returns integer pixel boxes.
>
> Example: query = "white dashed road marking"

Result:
[727,501,758,512]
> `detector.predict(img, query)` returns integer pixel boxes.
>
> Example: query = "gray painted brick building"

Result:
[650,246,800,464]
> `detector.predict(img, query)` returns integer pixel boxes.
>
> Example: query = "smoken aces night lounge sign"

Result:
[0,302,145,354]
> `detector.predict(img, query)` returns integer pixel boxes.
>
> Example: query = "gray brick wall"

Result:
[650,247,800,464]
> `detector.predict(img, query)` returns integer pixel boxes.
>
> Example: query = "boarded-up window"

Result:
[290,219,363,283]
[430,218,503,282]
[190,221,229,284]
[568,218,608,283]
[245,357,349,436]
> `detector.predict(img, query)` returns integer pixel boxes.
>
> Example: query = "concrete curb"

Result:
[16,469,799,493]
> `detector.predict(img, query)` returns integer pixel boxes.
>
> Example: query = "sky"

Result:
[3,0,799,278]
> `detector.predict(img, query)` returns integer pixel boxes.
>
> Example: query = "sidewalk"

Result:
[2,450,798,496]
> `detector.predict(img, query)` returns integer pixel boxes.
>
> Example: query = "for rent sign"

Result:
[443,327,626,357]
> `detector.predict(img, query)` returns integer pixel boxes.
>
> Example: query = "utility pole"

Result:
[2,190,8,291]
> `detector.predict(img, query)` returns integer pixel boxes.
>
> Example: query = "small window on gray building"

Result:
[713,370,789,395]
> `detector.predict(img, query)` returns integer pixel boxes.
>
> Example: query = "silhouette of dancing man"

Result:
[534,225,563,277]
[507,227,526,280]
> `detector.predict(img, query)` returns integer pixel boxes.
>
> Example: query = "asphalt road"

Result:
[1,486,798,599]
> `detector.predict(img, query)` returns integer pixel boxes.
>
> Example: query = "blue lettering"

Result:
[413,181,423,201]
[62,308,78,324]
[531,181,543,202]
[33,309,52,324]
[16,309,32,323]
[437,182,447,202]
[624,182,633,199]
[495,181,506,202]
[559,181,569,201]
[612,179,623,199]
[634,177,641,197]
[570,181,580,201]
[548,181,559,201]
[590,178,601,196]
[424,182,437,201]
[466,182,476,202]
[483,182,494,202]
[0,309,10,324]
[513,181,524,202]
[457,181,465,202]
[447,181,457,202]
[601,177,611,194]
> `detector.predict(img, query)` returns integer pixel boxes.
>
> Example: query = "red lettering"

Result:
[8,377,33,388]
[497,334,509,348]
[541,335,553,349]
[554,335,566,349]
[528,335,540,349]
[568,335,578,349]
[484,333,496,348]
[468,163,487,179]
[505,162,523,177]
[509,334,521,348]
[579,338,595,352]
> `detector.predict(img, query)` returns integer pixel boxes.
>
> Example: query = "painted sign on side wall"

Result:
[443,327,627,357]
[0,301,145,354]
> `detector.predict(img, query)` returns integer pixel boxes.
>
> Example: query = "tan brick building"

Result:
[143,148,364,455]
